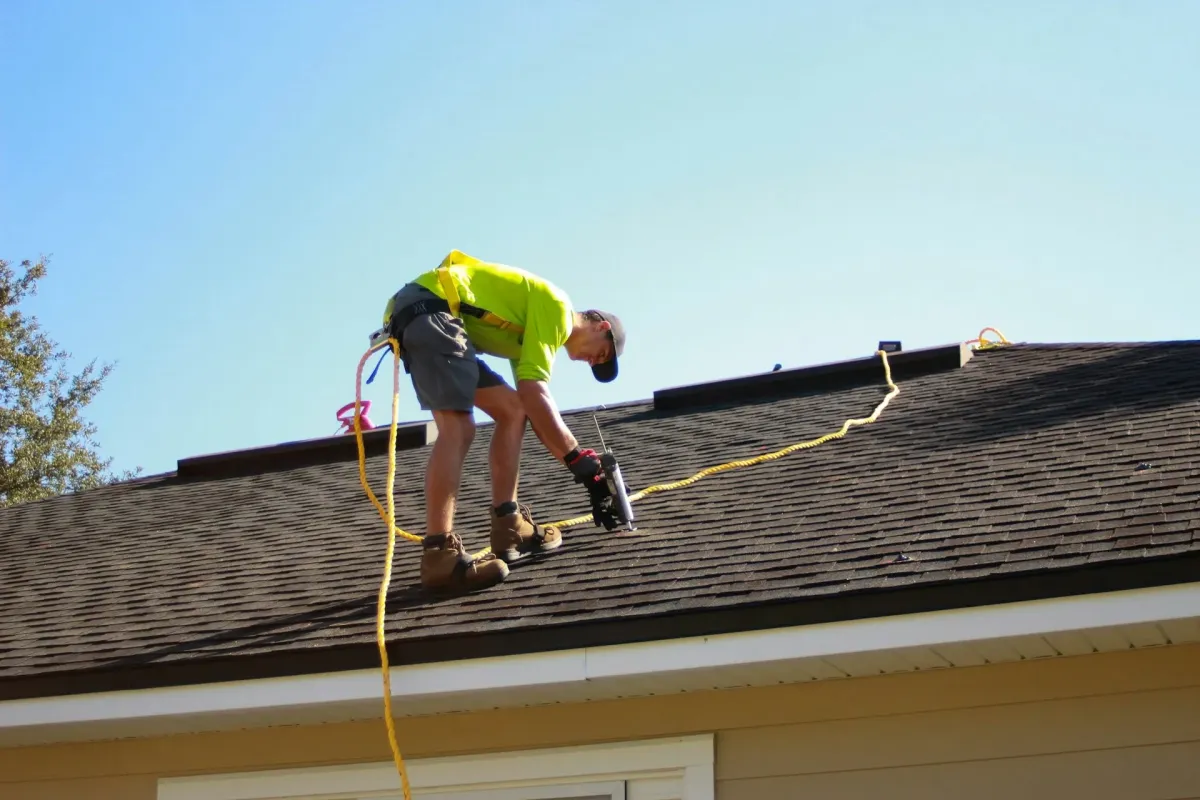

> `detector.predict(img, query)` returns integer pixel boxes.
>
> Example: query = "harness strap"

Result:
[387,296,453,339]
[434,266,525,334]
[385,266,528,345]
[436,267,463,317]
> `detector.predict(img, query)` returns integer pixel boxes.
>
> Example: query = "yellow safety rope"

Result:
[351,337,413,800]
[354,341,422,545]
[968,326,1010,350]
[350,329,1009,797]
[540,347,904,529]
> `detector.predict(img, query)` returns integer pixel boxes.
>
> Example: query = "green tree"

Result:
[0,255,139,507]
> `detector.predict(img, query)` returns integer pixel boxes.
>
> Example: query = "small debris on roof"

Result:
[1135,462,1153,471]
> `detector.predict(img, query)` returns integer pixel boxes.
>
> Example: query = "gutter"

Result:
[2,572,1199,747]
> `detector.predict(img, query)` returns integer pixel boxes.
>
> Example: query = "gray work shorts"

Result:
[388,283,507,412]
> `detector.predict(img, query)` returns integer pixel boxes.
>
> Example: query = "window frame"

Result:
[156,733,714,800]
[416,781,625,800]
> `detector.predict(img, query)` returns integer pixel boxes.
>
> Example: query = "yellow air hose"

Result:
[351,330,1010,797]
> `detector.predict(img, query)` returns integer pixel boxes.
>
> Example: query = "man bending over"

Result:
[379,250,627,595]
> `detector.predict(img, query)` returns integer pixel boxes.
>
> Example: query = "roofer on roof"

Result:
[380,250,627,595]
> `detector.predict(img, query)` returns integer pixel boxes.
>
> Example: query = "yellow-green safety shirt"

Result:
[393,251,575,384]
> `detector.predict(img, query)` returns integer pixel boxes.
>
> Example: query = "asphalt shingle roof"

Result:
[2,341,1199,696]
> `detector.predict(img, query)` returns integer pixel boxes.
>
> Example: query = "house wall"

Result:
[2,642,1199,800]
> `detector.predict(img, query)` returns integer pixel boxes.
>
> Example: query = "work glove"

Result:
[565,448,611,503]
[565,448,602,481]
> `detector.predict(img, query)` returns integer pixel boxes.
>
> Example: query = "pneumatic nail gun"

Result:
[590,411,637,532]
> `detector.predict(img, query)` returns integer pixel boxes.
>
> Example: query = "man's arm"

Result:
[510,280,598,472]
[518,378,610,505]
[516,378,578,460]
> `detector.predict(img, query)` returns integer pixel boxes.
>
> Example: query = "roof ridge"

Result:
[653,342,971,411]
[986,339,1200,350]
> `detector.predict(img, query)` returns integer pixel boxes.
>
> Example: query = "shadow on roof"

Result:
[86,583,445,672]
[894,344,1200,452]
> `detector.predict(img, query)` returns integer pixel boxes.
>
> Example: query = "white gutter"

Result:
[2,581,1199,746]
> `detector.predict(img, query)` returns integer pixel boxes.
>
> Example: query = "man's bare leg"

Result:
[475,384,563,561]
[425,409,475,534]
[395,306,508,594]
[474,384,526,507]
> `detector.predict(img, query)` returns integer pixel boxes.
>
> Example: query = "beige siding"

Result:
[717,685,1200,798]
[720,743,1200,800]
[2,642,1199,799]
[0,775,156,800]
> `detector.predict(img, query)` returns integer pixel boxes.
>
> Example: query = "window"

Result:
[157,734,713,800]
[406,783,623,800]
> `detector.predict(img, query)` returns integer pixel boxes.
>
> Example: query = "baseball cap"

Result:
[590,310,626,383]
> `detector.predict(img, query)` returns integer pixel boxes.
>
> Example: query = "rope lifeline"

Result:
[539,348,902,529]
[352,337,412,800]
[968,326,1010,350]
[351,330,1008,795]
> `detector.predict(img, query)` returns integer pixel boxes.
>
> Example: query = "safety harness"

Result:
[436,266,524,333]
[385,267,525,342]
[366,254,524,384]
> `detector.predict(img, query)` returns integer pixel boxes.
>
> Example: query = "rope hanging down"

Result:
[350,329,1010,797]
[352,336,413,800]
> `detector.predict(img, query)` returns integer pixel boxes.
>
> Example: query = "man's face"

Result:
[568,320,615,367]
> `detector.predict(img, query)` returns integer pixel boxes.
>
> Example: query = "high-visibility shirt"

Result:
[395,250,574,384]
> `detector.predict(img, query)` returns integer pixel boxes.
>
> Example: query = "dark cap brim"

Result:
[590,311,624,383]
[592,357,618,383]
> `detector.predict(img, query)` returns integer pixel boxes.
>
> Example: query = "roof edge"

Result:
[653,342,972,411]
[175,421,439,480]
[2,548,1197,703]
[3,576,1197,747]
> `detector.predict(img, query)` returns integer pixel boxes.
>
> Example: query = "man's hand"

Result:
[565,447,612,506]
[565,448,603,482]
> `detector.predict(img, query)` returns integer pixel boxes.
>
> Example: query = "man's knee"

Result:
[492,390,527,427]
[432,409,476,448]
[474,380,527,428]
[473,360,525,423]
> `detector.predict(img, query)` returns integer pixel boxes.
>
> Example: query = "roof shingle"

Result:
[2,341,1199,697]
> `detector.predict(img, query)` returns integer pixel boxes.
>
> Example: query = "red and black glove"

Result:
[565,448,611,503]
[565,448,602,481]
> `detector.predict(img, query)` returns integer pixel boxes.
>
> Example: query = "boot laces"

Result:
[434,531,465,553]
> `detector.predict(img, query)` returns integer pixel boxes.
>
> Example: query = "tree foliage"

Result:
[0,256,138,507]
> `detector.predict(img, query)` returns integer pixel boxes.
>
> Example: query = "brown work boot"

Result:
[420,532,509,594]
[489,503,563,563]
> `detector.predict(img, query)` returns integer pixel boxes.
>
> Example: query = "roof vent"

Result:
[176,421,438,480]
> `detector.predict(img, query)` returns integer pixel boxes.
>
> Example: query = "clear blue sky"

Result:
[2,1,1197,478]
